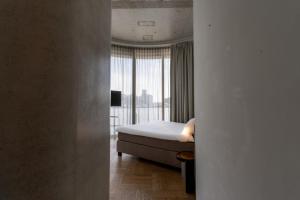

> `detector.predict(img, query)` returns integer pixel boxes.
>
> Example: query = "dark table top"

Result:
[176,151,194,162]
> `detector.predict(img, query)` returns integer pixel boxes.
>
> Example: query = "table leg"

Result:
[185,160,195,193]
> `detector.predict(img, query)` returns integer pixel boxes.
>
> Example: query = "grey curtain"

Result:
[170,41,194,123]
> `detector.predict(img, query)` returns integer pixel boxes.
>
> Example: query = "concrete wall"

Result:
[0,0,111,200]
[194,0,300,200]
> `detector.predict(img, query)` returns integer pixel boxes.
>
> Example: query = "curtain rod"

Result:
[111,36,193,48]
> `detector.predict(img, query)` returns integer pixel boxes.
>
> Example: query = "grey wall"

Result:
[194,0,300,200]
[0,0,111,200]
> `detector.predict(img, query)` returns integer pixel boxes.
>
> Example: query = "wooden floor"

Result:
[110,138,195,200]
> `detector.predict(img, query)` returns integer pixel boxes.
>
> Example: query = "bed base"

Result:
[117,140,182,168]
[117,132,194,168]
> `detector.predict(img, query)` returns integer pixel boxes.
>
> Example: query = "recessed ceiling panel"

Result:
[112,7,193,43]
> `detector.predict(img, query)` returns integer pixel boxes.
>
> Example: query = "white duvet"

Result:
[116,121,194,142]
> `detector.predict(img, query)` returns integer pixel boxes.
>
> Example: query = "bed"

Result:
[116,120,195,168]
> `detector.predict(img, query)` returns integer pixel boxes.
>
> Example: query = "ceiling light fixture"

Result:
[137,21,156,27]
[143,35,154,41]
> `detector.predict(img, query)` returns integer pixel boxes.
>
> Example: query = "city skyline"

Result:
[121,89,170,107]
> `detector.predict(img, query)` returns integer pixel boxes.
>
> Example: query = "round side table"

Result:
[176,151,195,194]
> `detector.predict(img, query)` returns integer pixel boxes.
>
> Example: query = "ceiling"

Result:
[112,0,193,45]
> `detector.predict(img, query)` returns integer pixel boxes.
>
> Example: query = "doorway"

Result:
[109,0,195,199]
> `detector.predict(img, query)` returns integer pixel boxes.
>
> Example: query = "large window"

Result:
[110,46,170,133]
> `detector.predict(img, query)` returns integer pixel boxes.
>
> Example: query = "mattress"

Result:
[116,121,194,142]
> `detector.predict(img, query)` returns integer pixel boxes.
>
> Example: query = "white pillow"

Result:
[180,118,196,142]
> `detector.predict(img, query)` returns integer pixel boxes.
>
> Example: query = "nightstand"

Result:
[176,151,195,193]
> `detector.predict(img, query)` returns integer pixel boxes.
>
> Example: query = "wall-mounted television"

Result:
[111,91,121,107]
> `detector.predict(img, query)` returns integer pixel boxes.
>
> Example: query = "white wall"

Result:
[194,0,300,199]
[0,0,111,199]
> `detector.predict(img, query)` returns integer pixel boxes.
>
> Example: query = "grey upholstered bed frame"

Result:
[117,132,194,168]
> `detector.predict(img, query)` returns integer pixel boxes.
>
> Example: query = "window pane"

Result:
[135,49,163,123]
[110,47,133,134]
[164,50,171,121]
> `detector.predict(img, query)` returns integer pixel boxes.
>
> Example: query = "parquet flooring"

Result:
[110,138,195,200]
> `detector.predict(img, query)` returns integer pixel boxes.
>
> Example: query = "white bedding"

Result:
[116,121,194,142]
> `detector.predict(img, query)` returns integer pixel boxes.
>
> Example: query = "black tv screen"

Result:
[111,91,121,106]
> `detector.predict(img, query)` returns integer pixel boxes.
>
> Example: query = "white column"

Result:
[194,0,300,199]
